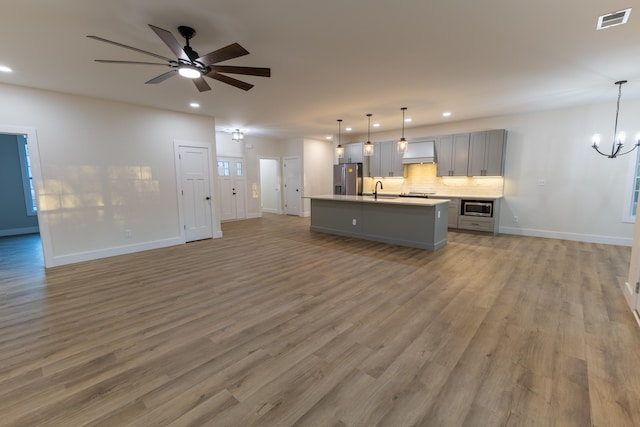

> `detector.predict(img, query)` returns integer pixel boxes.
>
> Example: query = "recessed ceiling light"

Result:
[443,112,452,117]
[325,136,332,140]
[373,123,380,127]
[404,118,412,122]
[346,127,353,131]
[0,65,13,73]
[597,8,632,30]
[189,102,200,108]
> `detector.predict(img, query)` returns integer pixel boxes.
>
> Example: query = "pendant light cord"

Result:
[613,81,622,149]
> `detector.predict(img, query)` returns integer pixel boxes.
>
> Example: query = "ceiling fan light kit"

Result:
[88,24,271,92]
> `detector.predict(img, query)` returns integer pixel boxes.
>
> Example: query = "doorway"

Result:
[0,124,50,266]
[259,158,281,214]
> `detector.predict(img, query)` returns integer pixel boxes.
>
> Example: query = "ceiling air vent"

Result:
[597,8,632,30]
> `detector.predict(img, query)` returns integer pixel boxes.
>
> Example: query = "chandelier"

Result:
[592,80,640,158]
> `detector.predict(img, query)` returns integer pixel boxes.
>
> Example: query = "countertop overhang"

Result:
[308,194,449,207]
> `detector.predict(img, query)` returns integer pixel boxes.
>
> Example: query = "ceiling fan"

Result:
[87,24,271,92]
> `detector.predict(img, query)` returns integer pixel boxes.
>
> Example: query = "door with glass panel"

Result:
[217,157,247,221]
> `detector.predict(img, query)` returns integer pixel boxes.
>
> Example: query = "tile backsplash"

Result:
[363,163,504,197]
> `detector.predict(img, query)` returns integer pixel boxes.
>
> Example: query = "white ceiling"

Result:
[1,0,639,141]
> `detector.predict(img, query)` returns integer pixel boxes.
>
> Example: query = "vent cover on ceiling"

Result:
[597,8,632,30]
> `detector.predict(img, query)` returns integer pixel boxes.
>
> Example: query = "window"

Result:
[236,161,243,177]
[17,135,37,215]
[623,149,640,222]
[217,160,230,177]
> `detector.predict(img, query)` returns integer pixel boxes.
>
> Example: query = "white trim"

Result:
[621,149,638,223]
[499,226,632,246]
[47,237,184,268]
[0,226,40,237]
[16,135,37,217]
[246,212,262,219]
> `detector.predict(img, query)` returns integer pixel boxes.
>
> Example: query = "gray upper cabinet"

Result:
[368,141,404,177]
[379,141,404,177]
[436,133,470,176]
[468,130,506,176]
[368,141,382,176]
[339,142,363,164]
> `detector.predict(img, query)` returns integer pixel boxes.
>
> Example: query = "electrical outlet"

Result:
[125,229,132,238]
[513,216,519,223]
[437,211,441,219]
[352,219,357,226]
[537,179,546,186]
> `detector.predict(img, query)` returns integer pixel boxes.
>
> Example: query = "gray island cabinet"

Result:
[309,195,449,250]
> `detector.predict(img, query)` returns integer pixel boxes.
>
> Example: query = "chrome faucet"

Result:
[374,180,383,199]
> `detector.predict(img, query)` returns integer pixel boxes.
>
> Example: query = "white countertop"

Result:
[309,194,449,207]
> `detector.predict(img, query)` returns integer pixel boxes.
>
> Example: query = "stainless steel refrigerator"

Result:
[333,163,363,195]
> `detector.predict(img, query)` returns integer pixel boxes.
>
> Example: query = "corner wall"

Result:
[0,83,218,267]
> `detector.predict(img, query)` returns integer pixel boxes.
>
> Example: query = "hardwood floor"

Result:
[1,215,640,426]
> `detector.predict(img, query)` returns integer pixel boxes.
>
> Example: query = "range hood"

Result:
[402,140,436,164]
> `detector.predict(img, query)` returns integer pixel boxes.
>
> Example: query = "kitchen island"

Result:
[309,195,449,250]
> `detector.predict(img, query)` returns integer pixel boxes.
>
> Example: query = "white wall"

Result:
[0,83,219,267]
[303,138,334,215]
[343,100,640,245]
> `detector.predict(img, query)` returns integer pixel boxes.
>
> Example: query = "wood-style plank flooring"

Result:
[1,214,640,426]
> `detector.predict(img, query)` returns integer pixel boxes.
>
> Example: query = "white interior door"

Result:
[217,157,247,221]
[283,157,301,216]
[260,158,280,214]
[179,146,213,242]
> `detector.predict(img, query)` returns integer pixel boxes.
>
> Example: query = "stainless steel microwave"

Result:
[461,200,493,217]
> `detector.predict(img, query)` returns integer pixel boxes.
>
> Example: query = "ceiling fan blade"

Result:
[193,77,211,92]
[146,70,178,84]
[87,35,173,62]
[148,24,190,61]
[197,43,249,66]
[95,60,171,66]
[210,65,271,77]
[207,72,254,91]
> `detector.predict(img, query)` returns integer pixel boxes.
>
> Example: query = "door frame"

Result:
[174,140,221,241]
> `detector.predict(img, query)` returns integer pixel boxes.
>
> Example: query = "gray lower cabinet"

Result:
[310,198,448,250]
[431,197,459,228]
[457,198,501,235]
[458,217,495,233]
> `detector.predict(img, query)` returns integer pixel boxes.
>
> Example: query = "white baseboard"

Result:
[499,226,632,246]
[47,236,185,268]
[0,226,39,237]
[247,212,262,219]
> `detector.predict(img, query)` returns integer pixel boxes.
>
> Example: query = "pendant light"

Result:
[397,107,408,153]
[336,119,344,159]
[592,80,640,158]
[363,113,374,156]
